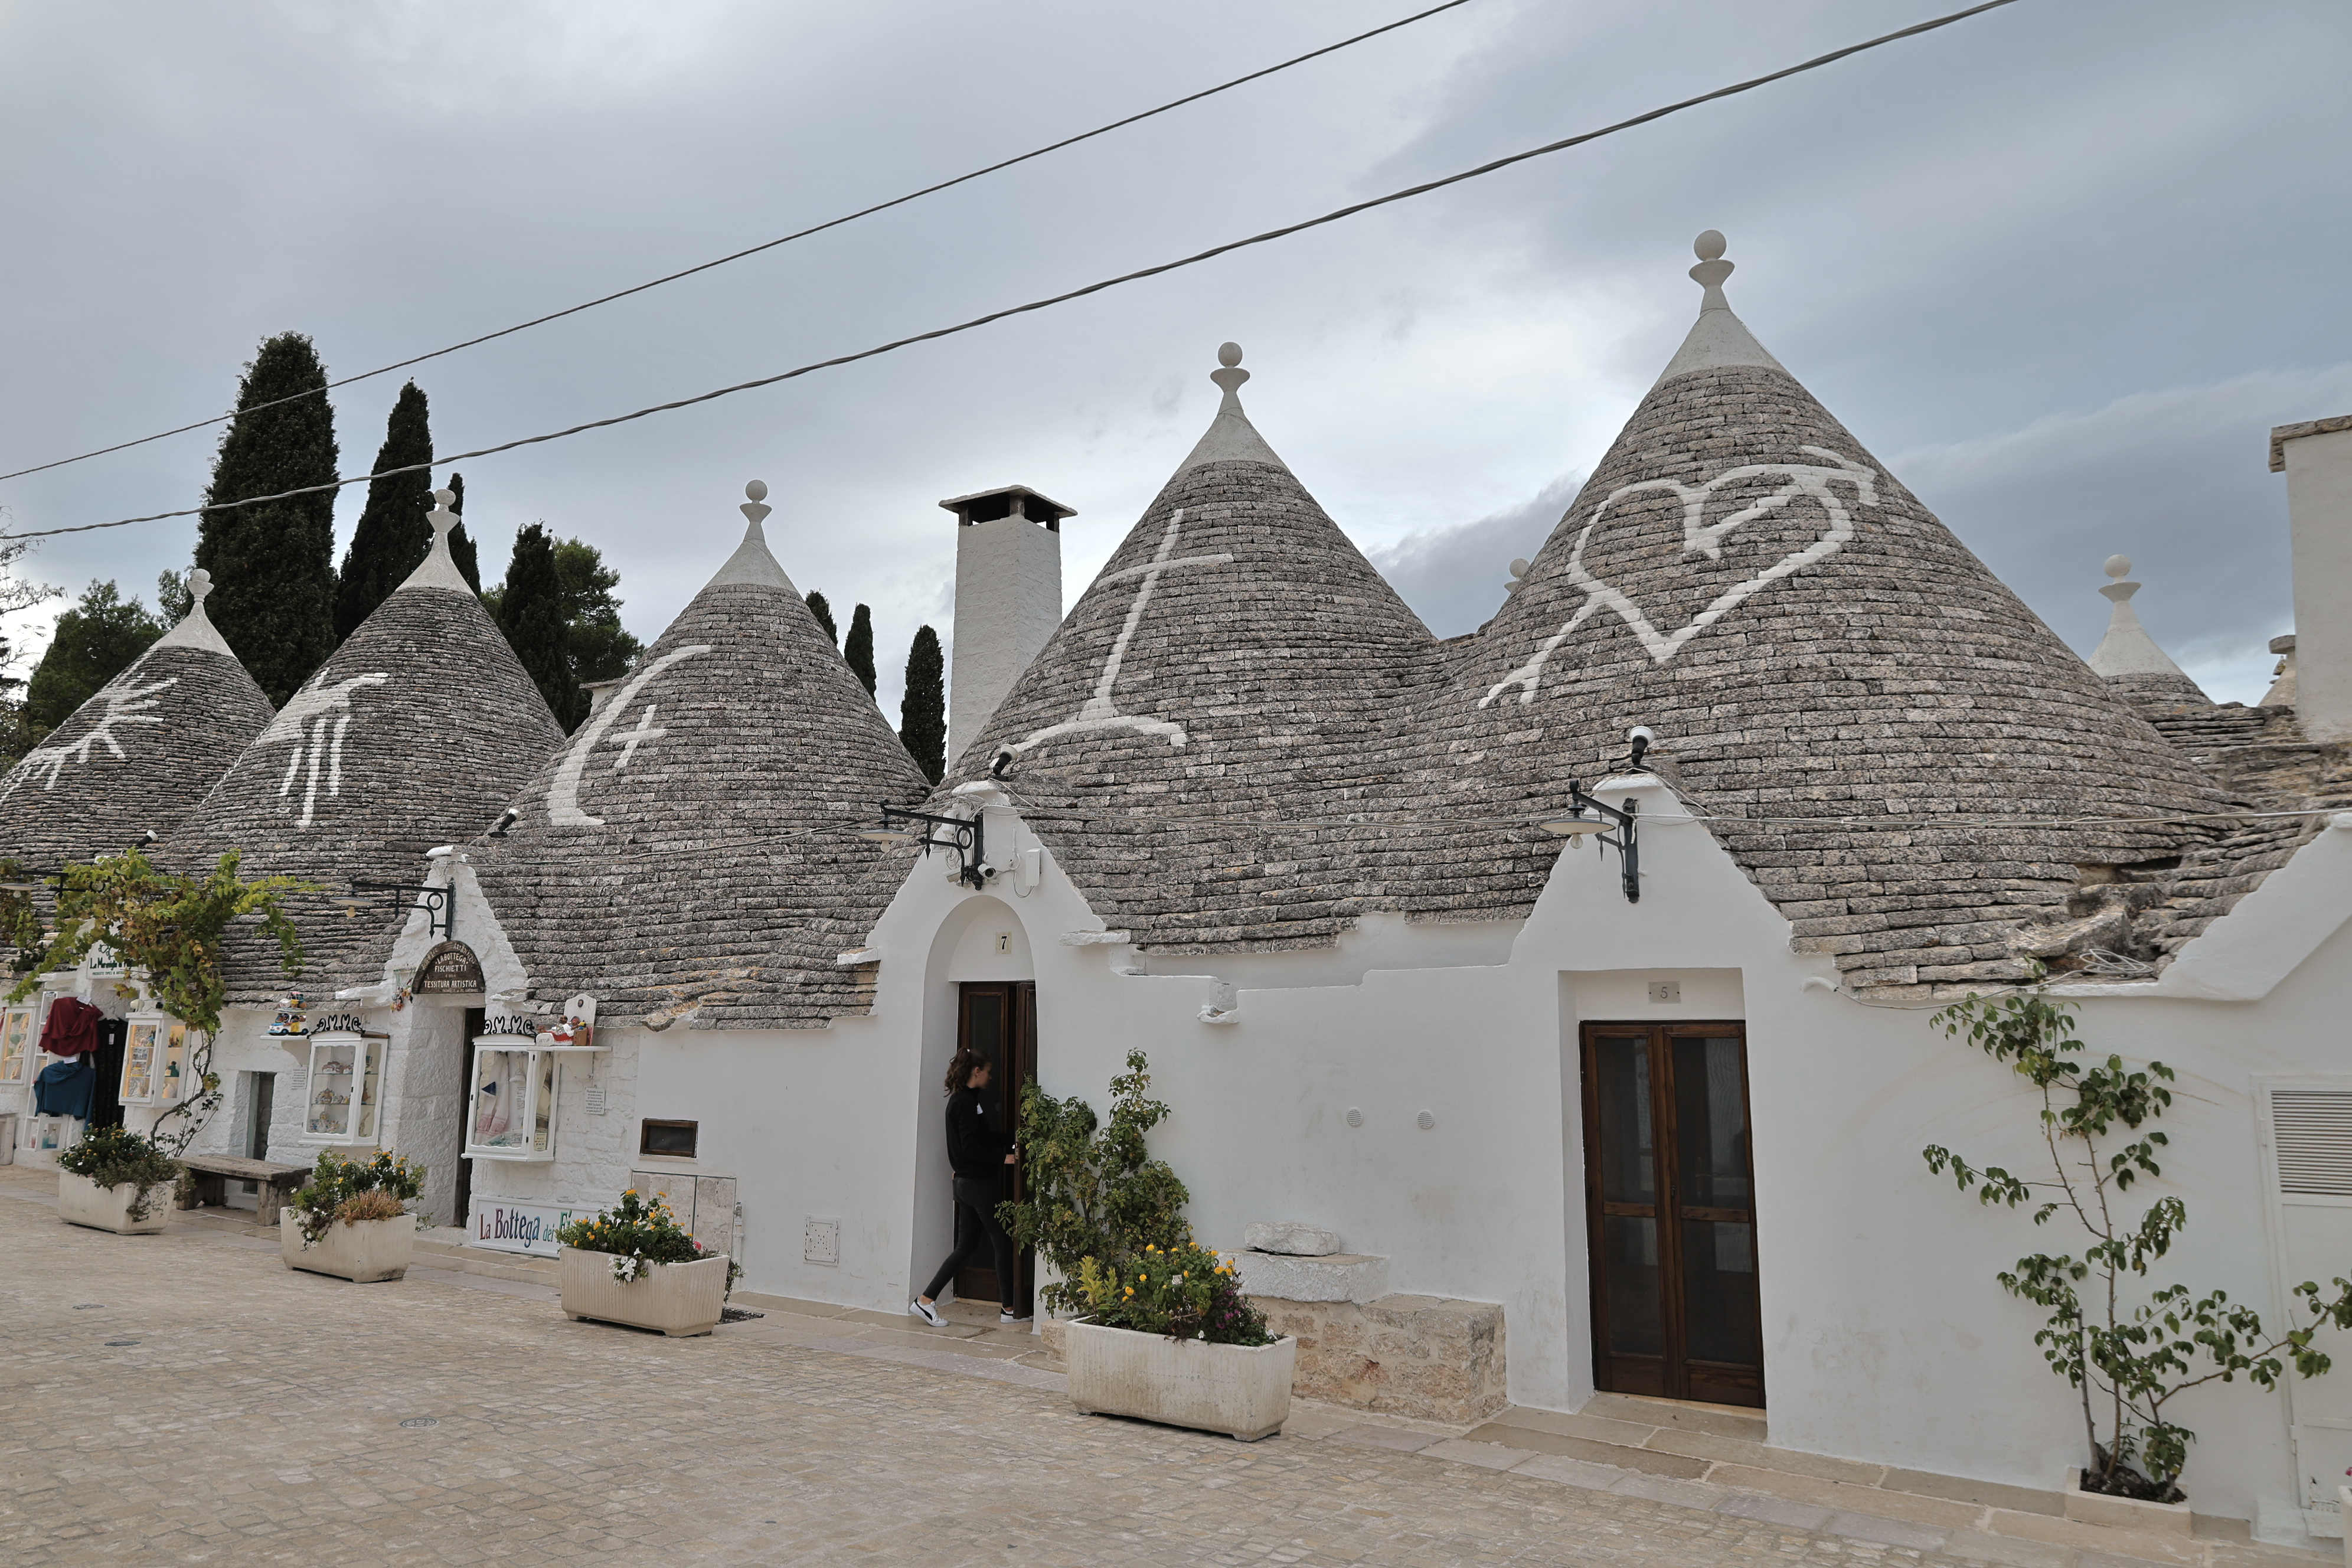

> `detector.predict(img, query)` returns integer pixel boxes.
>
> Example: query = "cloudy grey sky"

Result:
[4,0,2345,713]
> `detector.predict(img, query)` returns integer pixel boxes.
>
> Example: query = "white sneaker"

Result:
[999,1309,1032,1324]
[909,1299,946,1328]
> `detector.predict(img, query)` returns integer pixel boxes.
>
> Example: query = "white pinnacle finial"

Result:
[187,567,212,606]
[1690,230,1734,311]
[394,488,471,593]
[1210,341,1249,398]
[2099,554,2139,604]
[704,478,792,590]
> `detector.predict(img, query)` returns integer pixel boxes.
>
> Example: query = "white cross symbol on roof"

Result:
[609,705,664,770]
[1006,506,1233,756]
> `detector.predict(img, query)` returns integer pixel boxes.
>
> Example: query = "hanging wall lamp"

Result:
[1541,780,1641,904]
[334,881,456,937]
[861,804,988,888]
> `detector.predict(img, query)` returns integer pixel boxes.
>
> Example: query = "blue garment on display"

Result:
[34,1056,97,1119]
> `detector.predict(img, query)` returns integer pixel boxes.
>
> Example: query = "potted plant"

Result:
[55,1124,179,1234]
[1004,1052,1295,1440]
[1924,984,2352,1518]
[555,1190,731,1337]
[1065,1242,1295,1440]
[282,1150,424,1282]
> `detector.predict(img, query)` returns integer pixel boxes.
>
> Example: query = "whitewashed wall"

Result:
[344,783,2351,1531]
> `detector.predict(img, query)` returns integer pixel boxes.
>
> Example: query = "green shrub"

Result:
[556,1189,721,1285]
[1076,1241,1272,1346]
[57,1125,179,1221]
[289,1150,424,1248]
[1002,1050,1191,1315]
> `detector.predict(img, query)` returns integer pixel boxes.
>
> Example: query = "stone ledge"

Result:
[1231,1250,1387,1304]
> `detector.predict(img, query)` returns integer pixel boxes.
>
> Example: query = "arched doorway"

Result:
[912,897,1038,1314]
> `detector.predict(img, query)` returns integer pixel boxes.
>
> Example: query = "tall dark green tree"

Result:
[446,473,484,593]
[845,603,877,697]
[900,625,946,784]
[194,332,339,704]
[496,524,581,730]
[552,539,642,684]
[24,582,164,740]
[805,590,838,647]
[334,381,435,638]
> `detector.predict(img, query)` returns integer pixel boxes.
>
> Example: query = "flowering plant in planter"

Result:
[556,1190,726,1285]
[57,1125,180,1222]
[1076,1241,1272,1347]
[289,1150,424,1248]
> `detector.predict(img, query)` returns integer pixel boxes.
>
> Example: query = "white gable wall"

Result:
[228,783,2352,1530]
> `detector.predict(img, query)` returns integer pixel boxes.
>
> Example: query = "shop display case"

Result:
[465,1035,558,1162]
[0,1005,33,1085]
[118,1014,198,1108]
[300,1029,388,1145]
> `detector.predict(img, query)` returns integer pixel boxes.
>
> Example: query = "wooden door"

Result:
[454,1007,482,1230]
[953,980,1035,1309]
[1581,1022,1763,1407]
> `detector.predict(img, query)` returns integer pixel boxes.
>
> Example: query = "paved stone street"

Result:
[0,1176,2198,1566]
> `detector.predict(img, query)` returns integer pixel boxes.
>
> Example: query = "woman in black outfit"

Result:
[910,1047,1027,1326]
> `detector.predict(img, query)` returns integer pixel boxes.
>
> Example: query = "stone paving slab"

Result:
[0,1170,2328,1567]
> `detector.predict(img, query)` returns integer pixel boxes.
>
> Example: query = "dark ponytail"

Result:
[944,1047,988,1095]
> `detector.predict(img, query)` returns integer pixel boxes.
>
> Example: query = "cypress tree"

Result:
[194,332,339,704]
[552,538,643,684]
[333,381,434,639]
[900,625,946,784]
[446,473,484,593]
[497,524,580,730]
[805,590,838,646]
[24,582,164,741]
[845,603,877,697]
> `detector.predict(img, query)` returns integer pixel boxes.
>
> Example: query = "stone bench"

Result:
[1232,1222,1506,1425]
[179,1154,309,1217]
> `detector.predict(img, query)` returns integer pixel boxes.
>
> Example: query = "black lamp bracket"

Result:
[1564,779,1642,904]
[349,881,456,939]
[880,805,989,888]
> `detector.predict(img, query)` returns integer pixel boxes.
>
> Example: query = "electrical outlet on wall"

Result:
[1648,980,1682,1004]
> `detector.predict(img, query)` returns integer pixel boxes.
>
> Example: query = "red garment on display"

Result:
[36,997,102,1057]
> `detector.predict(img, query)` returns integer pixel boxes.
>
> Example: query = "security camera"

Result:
[488,807,520,838]
[1626,726,1657,769]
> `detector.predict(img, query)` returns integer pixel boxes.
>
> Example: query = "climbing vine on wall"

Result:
[9,848,314,1153]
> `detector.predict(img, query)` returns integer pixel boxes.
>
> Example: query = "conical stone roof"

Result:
[948,345,1451,952]
[0,570,274,869]
[471,482,933,1028]
[1429,235,2225,989]
[169,495,563,998]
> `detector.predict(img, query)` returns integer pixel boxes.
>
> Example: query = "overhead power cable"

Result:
[9,0,2023,543]
[0,0,1478,486]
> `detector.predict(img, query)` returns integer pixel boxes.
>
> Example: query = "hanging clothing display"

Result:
[36,997,102,1058]
[34,1056,97,1119]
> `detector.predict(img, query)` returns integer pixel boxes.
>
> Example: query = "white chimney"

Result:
[942,485,1070,766]
[2273,416,2352,741]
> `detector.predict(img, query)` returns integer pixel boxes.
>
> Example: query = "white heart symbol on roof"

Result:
[1481,445,1879,705]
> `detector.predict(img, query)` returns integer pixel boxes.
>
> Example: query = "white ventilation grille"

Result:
[2272,1091,2352,1197]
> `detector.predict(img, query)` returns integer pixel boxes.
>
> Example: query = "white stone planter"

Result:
[558,1247,729,1337]
[2062,1469,2193,1536]
[1064,1319,1296,1441]
[57,1170,171,1234]
[280,1208,416,1282]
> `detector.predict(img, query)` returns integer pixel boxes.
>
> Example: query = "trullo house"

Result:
[9,237,2352,1546]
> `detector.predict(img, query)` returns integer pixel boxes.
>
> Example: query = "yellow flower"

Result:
[1139,1273,1147,1282]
